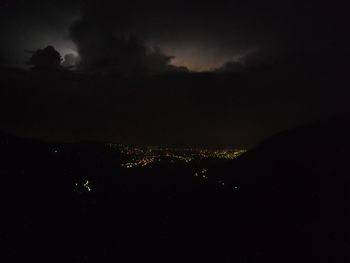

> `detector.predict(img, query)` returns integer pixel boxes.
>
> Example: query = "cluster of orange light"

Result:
[107,144,246,169]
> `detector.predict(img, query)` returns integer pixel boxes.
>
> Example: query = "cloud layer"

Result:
[0,0,349,147]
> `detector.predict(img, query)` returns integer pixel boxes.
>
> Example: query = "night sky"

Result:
[0,0,349,148]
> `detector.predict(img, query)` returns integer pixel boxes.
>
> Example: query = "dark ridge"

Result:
[216,115,350,262]
[1,117,350,262]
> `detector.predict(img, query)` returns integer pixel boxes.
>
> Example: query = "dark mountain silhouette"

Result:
[217,115,350,262]
[1,116,350,262]
[0,132,235,262]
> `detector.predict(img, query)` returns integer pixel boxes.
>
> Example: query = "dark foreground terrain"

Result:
[1,117,350,262]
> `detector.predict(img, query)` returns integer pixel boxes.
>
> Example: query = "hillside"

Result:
[218,116,350,262]
[1,118,350,262]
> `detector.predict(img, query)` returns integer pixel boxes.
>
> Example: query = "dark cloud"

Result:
[1,67,349,148]
[0,0,350,147]
[1,0,349,69]
[63,0,350,71]
[216,61,245,73]
[69,16,174,75]
[0,0,79,66]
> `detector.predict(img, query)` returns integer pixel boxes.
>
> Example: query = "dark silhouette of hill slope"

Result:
[217,115,350,262]
[1,117,350,263]
[0,132,238,262]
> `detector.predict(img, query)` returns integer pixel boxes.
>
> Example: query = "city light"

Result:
[108,144,246,169]
[84,180,91,192]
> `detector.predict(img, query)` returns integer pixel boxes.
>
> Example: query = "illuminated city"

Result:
[107,144,246,169]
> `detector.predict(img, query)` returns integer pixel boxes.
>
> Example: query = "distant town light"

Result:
[83,180,92,192]
[112,144,246,169]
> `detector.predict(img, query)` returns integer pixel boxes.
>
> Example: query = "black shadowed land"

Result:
[1,116,350,262]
